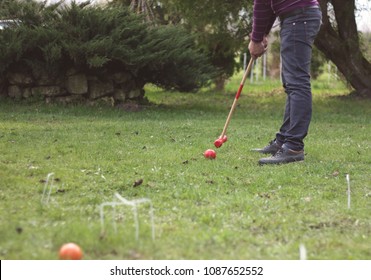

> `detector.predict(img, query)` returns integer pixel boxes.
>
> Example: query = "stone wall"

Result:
[1,68,145,105]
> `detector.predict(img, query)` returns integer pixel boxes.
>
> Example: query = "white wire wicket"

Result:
[41,172,55,204]
[99,193,155,241]
[346,174,351,209]
[299,244,307,260]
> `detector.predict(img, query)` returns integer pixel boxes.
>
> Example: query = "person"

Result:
[249,0,322,165]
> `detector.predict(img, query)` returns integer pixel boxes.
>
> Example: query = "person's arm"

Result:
[251,0,276,43]
[263,13,276,36]
[249,0,275,58]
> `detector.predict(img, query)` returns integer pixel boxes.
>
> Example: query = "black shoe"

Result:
[258,146,304,165]
[252,140,281,155]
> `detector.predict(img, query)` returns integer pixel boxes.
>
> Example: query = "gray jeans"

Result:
[276,8,322,151]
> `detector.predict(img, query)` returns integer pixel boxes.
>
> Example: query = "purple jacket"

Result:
[251,0,319,42]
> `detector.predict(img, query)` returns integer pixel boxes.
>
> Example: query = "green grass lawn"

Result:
[0,75,370,260]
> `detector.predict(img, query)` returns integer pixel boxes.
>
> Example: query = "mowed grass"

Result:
[0,74,370,260]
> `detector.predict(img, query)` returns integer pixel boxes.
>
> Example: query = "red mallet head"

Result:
[59,243,83,260]
[214,135,228,148]
[204,149,216,159]
[214,138,223,148]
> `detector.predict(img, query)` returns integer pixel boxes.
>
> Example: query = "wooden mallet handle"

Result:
[220,57,255,138]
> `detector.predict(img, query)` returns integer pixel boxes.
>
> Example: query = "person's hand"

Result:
[248,36,268,59]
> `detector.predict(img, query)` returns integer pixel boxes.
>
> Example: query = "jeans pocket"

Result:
[303,19,321,43]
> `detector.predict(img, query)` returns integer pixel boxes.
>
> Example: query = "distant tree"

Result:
[116,0,253,90]
[128,0,156,22]
[360,32,371,61]
[315,0,371,97]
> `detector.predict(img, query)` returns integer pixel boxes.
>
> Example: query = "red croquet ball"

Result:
[204,149,216,159]
[214,138,223,148]
[59,243,83,260]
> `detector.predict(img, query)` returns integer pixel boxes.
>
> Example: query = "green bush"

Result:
[0,0,216,92]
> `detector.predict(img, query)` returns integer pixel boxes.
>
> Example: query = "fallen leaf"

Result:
[16,227,23,234]
[133,179,143,187]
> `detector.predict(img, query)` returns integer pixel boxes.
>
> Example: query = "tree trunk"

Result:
[315,0,371,97]
[214,75,226,91]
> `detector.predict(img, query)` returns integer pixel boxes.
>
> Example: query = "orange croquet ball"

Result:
[59,243,83,260]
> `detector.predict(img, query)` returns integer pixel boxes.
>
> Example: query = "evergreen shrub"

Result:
[0,0,215,99]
